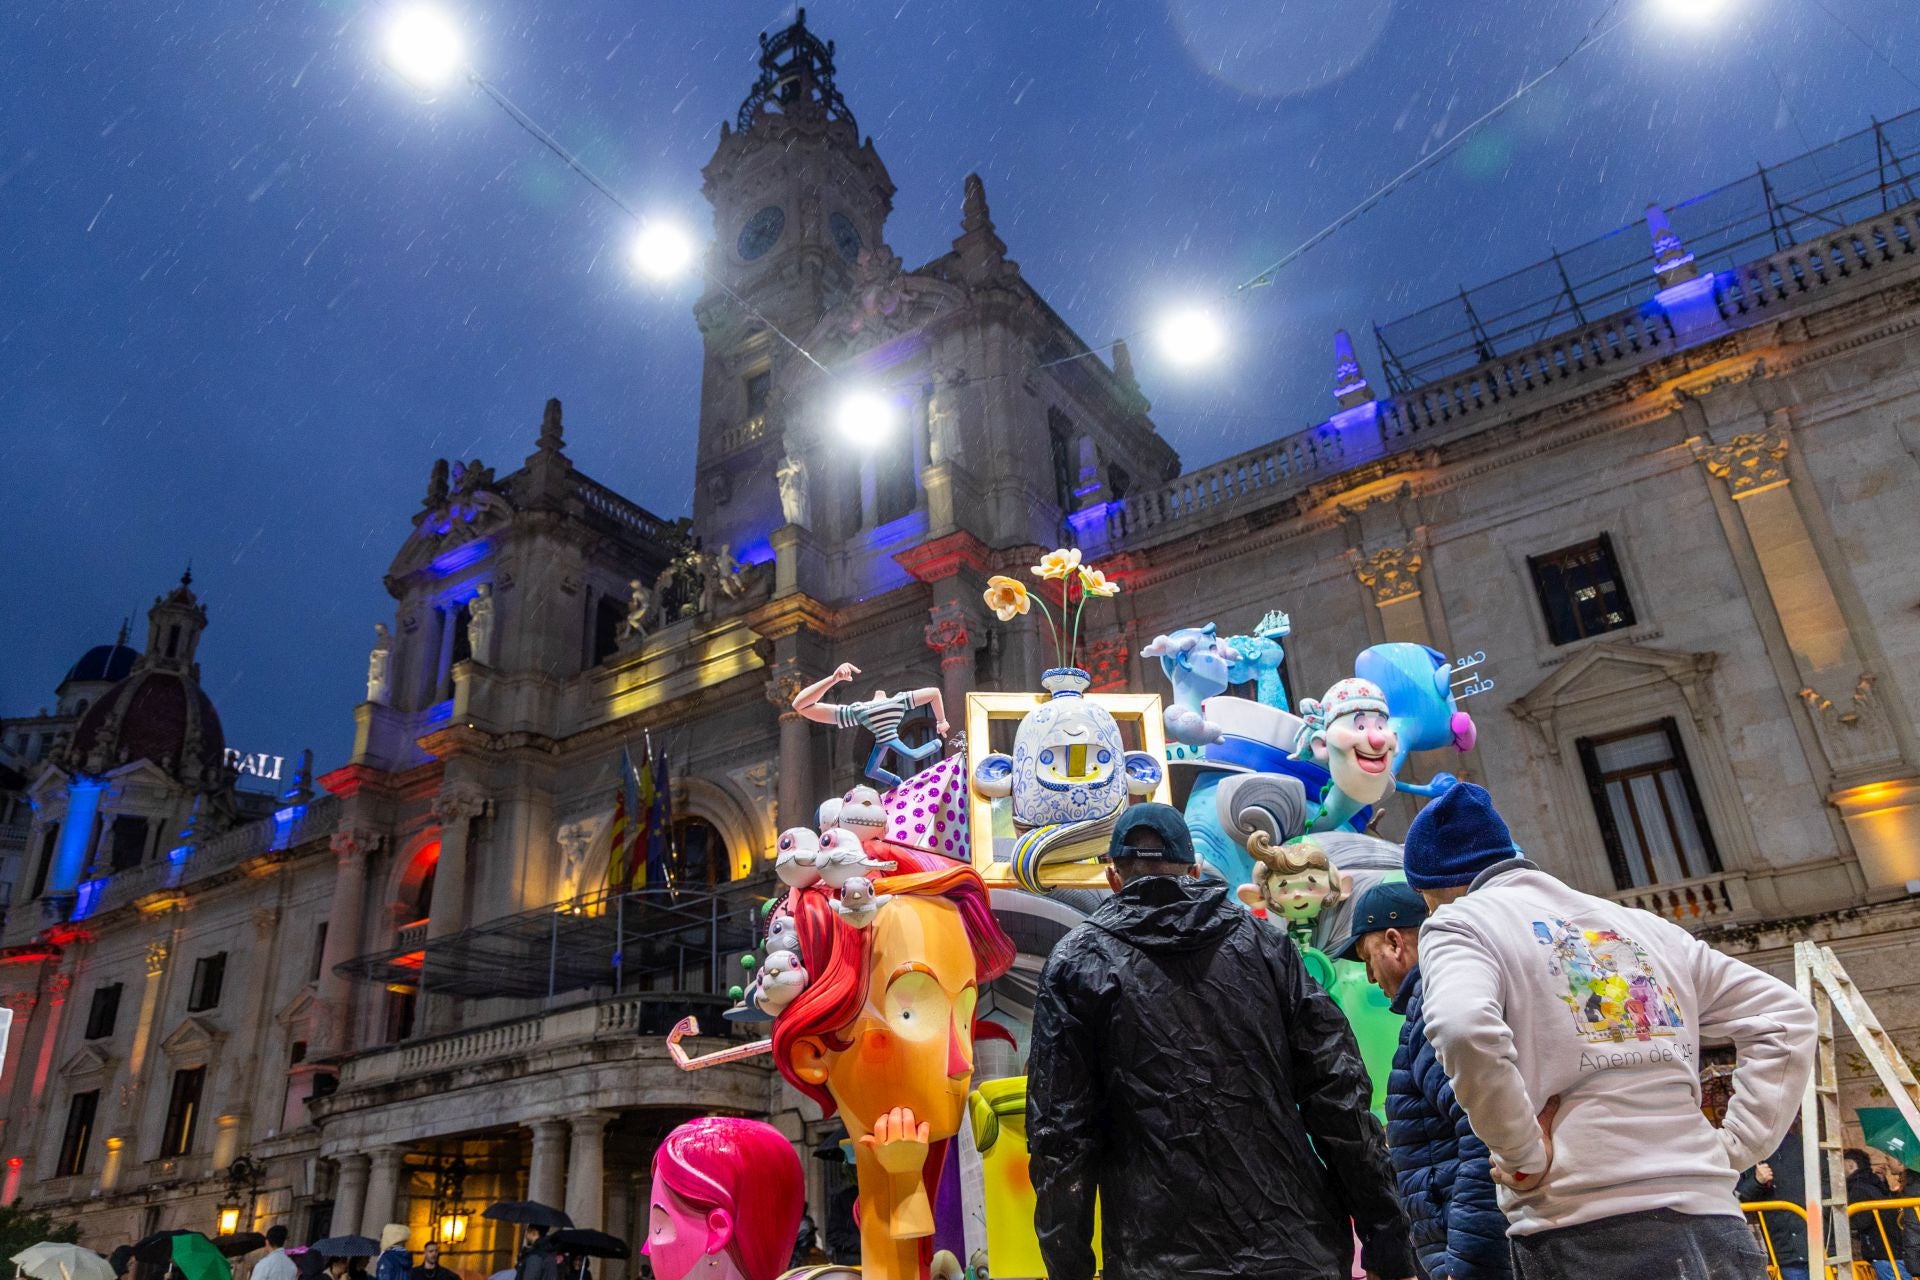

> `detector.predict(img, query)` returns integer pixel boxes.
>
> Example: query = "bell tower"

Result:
[693,9,895,560]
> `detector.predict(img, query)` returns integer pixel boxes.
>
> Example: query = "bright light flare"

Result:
[630,222,696,280]
[384,7,467,90]
[1155,307,1225,367]
[1653,0,1730,23]
[835,390,897,444]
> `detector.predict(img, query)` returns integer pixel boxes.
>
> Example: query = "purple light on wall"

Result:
[1328,400,1380,432]
[1067,500,1114,540]
[430,537,493,577]
[735,537,775,566]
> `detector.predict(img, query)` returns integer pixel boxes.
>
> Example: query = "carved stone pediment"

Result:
[388,488,515,581]
[159,1014,226,1060]
[1510,642,1719,756]
[59,1042,117,1081]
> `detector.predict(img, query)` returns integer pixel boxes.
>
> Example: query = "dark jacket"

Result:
[1851,1165,1896,1261]
[1735,1129,1809,1266]
[516,1238,559,1280]
[374,1252,410,1280]
[1385,968,1509,1280]
[1028,875,1415,1280]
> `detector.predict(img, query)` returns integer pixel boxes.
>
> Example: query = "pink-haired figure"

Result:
[644,1117,804,1280]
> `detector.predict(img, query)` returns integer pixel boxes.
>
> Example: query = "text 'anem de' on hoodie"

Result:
[1418,860,1816,1236]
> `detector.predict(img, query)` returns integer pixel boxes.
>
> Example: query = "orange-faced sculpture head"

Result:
[773,847,1015,1145]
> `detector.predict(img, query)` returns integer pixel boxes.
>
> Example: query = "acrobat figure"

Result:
[792,663,948,789]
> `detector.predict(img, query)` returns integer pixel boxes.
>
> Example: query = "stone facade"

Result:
[4,10,1920,1270]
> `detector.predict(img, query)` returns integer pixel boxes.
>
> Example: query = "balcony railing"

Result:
[338,992,741,1088]
[1104,194,1920,553]
[86,793,342,917]
[1610,869,1756,927]
[710,415,768,457]
[575,475,673,543]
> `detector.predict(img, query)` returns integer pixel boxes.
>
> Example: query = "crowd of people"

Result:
[1027,783,1824,1280]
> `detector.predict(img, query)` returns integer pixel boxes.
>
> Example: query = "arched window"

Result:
[669,815,731,888]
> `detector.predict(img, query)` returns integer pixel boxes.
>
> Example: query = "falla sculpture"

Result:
[644,1117,804,1280]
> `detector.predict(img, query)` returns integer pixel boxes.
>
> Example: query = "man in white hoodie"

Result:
[1409,783,1817,1279]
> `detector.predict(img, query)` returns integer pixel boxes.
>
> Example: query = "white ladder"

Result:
[1795,940,1920,1275]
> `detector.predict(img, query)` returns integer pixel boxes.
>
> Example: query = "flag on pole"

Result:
[647,746,672,889]
[635,741,657,890]
[605,745,642,893]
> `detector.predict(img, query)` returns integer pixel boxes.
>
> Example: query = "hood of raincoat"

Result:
[1087,876,1240,953]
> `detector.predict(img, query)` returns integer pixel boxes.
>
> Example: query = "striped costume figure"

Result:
[791,663,950,790]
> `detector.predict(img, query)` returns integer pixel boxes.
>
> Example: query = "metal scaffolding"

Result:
[336,881,769,1002]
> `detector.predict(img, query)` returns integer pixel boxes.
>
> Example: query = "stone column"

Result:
[316,830,375,1055]
[564,1112,614,1230]
[1352,543,1435,648]
[924,603,975,728]
[434,605,459,702]
[1694,419,1918,886]
[361,1144,409,1237]
[527,1119,569,1212]
[427,789,489,941]
[601,1174,636,1280]
[768,666,812,834]
[334,1155,371,1241]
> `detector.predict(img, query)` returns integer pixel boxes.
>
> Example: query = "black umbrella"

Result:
[292,1252,330,1279]
[548,1231,628,1261]
[108,1247,136,1278]
[213,1235,268,1259]
[482,1202,573,1230]
[130,1232,204,1267]
[308,1238,380,1260]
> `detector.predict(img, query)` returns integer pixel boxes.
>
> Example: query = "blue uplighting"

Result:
[735,537,775,567]
[431,537,494,576]
[270,804,307,851]
[71,877,106,920]
[1328,400,1381,432]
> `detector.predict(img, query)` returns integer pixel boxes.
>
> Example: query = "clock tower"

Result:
[693,9,895,561]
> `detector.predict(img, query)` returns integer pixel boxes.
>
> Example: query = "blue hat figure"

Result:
[1403,782,1519,891]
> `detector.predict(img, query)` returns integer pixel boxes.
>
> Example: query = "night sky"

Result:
[3,0,1915,778]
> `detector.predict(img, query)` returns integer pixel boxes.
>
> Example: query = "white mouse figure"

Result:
[830,875,892,929]
[775,827,823,889]
[756,949,809,1012]
[818,828,895,888]
[765,911,801,958]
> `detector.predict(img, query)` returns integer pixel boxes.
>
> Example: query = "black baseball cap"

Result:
[1106,802,1197,865]
[1330,880,1428,961]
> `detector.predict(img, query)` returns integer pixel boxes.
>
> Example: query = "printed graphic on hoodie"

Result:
[1532,919,1685,1043]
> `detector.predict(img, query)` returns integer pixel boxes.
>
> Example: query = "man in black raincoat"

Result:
[1029,803,1416,1280]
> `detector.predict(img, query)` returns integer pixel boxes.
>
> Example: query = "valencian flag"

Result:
[604,745,644,893]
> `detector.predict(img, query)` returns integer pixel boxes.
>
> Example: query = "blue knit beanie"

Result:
[1403,782,1519,890]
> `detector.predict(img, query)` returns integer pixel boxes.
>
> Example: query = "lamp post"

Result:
[218,1154,263,1236]
[431,1156,472,1247]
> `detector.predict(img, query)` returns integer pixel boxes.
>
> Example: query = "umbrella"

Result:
[308,1238,380,1260]
[293,1253,330,1280]
[167,1235,229,1280]
[129,1231,230,1280]
[482,1203,572,1230]
[1860,1106,1920,1173]
[107,1247,136,1279]
[212,1236,267,1259]
[548,1231,628,1261]
[13,1243,118,1280]
[487,1271,516,1280]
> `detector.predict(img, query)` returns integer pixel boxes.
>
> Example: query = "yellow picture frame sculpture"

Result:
[964,688,1172,889]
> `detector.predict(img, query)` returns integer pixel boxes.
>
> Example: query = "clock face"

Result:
[737,205,786,261]
[830,211,863,263]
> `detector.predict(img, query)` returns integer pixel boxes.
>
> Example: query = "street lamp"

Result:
[630,222,697,281]
[432,1156,472,1246]
[835,390,897,445]
[1154,307,1225,367]
[382,7,468,93]
[217,1154,262,1236]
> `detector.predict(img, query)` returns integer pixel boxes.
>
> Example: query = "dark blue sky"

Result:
[4,0,1915,776]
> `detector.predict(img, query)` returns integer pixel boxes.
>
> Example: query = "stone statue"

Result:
[618,578,651,646]
[713,544,747,600]
[367,623,393,704]
[776,450,810,528]
[466,583,494,664]
[929,368,965,465]
[556,821,595,901]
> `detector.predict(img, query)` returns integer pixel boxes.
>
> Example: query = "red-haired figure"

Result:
[772,846,1016,1280]
[644,1117,804,1280]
